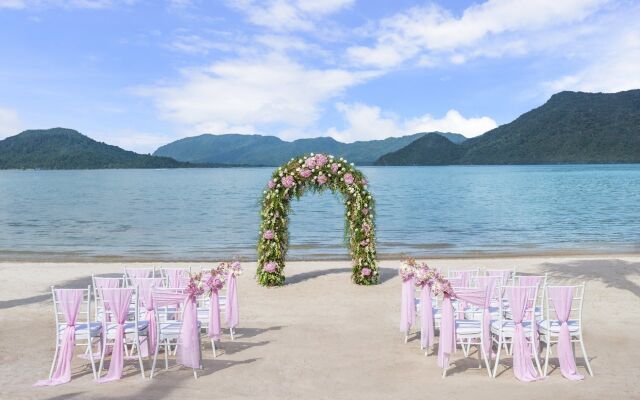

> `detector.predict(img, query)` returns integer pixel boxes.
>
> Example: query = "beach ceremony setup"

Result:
[2,0,640,399]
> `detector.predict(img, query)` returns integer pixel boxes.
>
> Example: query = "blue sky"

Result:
[0,0,639,153]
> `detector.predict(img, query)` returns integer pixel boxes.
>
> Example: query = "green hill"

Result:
[153,132,466,166]
[0,128,197,169]
[375,89,640,165]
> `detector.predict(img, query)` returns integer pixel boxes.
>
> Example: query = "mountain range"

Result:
[0,128,200,169]
[0,89,638,169]
[153,132,466,166]
[377,89,640,165]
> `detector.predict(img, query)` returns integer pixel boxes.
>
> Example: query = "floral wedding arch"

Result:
[257,153,378,287]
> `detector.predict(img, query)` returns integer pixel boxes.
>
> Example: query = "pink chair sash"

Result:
[35,289,84,386]
[438,287,489,369]
[400,278,416,333]
[97,288,134,383]
[476,276,497,357]
[548,287,584,380]
[126,269,152,279]
[152,291,201,369]
[226,272,239,329]
[419,284,434,348]
[130,278,164,357]
[208,289,222,340]
[94,277,121,289]
[165,269,188,288]
[505,287,542,382]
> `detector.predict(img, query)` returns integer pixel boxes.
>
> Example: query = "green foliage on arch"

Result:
[257,153,378,287]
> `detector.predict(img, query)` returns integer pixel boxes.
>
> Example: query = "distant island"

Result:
[376,89,640,165]
[0,128,228,170]
[0,89,638,170]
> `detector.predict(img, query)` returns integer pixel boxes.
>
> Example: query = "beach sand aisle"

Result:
[1,256,639,399]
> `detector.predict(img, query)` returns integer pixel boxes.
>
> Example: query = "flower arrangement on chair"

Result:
[400,258,455,297]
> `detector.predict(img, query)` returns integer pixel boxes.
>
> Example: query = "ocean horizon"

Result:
[2,164,639,262]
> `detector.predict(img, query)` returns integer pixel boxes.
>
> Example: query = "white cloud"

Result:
[545,30,640,93]
[348,0,610,68]
[0,107,23,139]
[228,0,354,32]
[137,54,375,134]
[168,34,232,55]
[326,103,497,142]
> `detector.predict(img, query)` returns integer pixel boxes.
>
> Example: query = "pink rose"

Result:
[361,179,368,185]
[304,157,317,168]
[314,154,328,166]
[263,261,277,273]
[281,175,295,188]
[300,168,312,178]
[362,222,371,234]
[267,179,275,189]
[344,173,354,185]
[361,268,372,277]
[362,208,369,215]
[316,175,327,185]
[263,230,274,240]
[331,163,339,173]
[359,239,369,247]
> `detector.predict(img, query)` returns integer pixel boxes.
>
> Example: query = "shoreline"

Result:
[2,249,639,264]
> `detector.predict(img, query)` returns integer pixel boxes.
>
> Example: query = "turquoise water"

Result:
[1,165,639,261]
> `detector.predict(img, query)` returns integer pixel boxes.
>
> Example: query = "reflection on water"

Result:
[0,165,639,261]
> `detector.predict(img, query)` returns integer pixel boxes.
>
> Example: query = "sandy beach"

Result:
[1,255,639,400]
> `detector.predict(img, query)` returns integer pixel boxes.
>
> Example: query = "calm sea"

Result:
[1,165,639,261]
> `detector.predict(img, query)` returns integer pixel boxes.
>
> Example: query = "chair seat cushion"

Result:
[538,319,580,334]
[58,322,102,337]
[159,320,203,335]
[105,320,149,336]
[455,320,481,335]
[490,320,536,336]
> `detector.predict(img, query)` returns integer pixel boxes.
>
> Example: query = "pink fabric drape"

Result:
[505,287,542,382]
[487,270,512,283]
[438,287,489,369]
[94,277,121,289]
[226,272,239,329]
[97,288,134,383]
[437,294,455,368]
[35,289,84,386]
[126,269,152,279]
[208,289,222,340]
[130,278,164,357]
[476,277,497,357]
[165,269,188,288]
[151,291,201,369]
[519,276,542,287]
[419,284,434,348]
[548,287,584,380]
[400,278,416,333]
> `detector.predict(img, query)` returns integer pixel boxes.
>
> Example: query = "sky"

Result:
[0,0,639,153]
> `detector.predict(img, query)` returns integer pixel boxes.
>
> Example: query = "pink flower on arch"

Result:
[267,179,276,189]
[344,173,354,185]
[362,222,371,234]
[316,175,327,185]
[361,267,372,277]
[362,208,369,215]
[305,157,317,168]
[314,153,328,166]
[331,163,339,173]
[281,175,295,188]
[263,230,274,240]
[361,179,368,185]
[263,261,277,273]
[300,168,312,178]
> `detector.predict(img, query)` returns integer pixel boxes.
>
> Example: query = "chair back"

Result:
[484,268,516,283]
[497,284,540,333]
[160,267,192,288]
[447,269,479,287]
[152,287,188,323]
[544,284,585,328]
[124,267,156,283]
[51,286,92,344]
[96,287,139,332]
[92,275,125,320]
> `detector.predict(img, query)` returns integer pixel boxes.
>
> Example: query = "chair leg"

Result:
[88,340,98,380]
[135,338,146,379]
[98,338,108,378]
[211,339,216,358]
[480,342,492,377]
[150,337,160,379]
[579,336,594,377]
[543,336,551,377]
[164,340,169,370]
[492,335,502,378]
[531,337,543,377]
[48,342,60,380]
